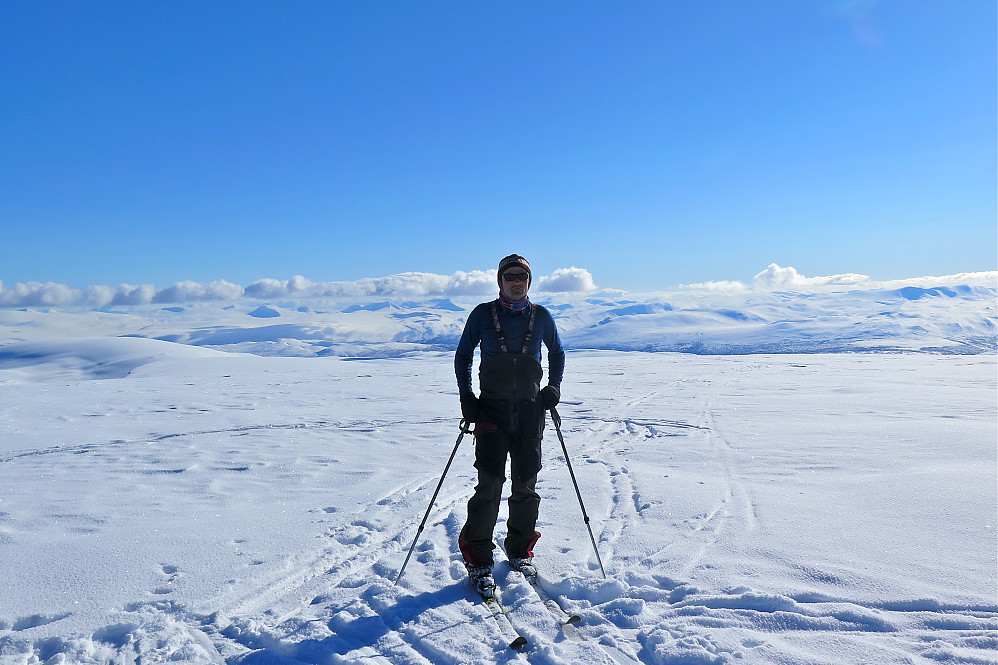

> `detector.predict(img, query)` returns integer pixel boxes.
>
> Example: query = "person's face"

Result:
[500,268,530,300]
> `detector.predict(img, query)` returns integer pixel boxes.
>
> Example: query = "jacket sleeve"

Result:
[454,306,483,396]
[542,308,565,390]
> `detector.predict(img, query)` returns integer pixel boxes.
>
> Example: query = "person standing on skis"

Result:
[454,253,565,597]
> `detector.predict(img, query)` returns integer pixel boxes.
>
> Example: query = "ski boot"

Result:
[468,565,496,600]
[510,556,538,582]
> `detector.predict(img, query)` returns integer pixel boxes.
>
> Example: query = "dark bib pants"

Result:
[460,352,546,567]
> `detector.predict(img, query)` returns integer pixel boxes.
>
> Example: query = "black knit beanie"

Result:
[497,254,531,277]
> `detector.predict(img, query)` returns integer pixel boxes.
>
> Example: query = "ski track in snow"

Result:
[1,348,996,664]
[0,413,462,465]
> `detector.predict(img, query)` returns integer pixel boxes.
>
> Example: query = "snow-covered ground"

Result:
[0,281,995,664]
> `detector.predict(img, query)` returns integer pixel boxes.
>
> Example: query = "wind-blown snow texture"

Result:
[0,284,995,664]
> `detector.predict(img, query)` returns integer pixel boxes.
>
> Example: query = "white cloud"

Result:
[153,280,243,303]
[244,268,596,299]
[680,280,750,293]
[866,271,998,290]
[0,281,80,307]
[82,285,116,307]
[361,272,451,297]
[444,270,495,296]
[750,264,997,293]
[111,284,157,306]
[243,277,291,299]
[245,273,481,299]
[2,266,991,309]
[677,265,997,295]
[753,264,869,291]
[534,267,598,293]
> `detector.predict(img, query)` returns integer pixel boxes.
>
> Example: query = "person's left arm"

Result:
[539,307,565,408]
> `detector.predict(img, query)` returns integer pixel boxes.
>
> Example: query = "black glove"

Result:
[460,393,480,422]
[539,385,561,410]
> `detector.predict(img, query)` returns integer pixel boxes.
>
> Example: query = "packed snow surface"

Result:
[0,285,995,664]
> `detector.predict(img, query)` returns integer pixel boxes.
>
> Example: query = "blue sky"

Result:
[1,1,994,293]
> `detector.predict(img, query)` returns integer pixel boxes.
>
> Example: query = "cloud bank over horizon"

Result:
[0,265,994,309]
[0,267,601,308]
[681,264,997,294]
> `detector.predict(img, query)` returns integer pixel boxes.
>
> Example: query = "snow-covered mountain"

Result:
[0,282,994,362]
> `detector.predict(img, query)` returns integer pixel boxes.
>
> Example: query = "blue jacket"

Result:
[455,300,565,397]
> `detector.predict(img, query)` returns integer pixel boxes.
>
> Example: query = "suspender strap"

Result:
[522,304,537,354]
[491,301,536,355]
[490,302,508,353]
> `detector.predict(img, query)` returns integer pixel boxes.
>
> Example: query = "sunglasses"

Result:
[501,272,530,282]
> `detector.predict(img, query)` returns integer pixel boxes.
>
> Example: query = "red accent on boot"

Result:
[524,531,541,557]
[459,526,489,569]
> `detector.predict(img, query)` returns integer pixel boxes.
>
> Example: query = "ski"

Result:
[474,588,528,651]
[524,575,582,625]
[509,563,582,625]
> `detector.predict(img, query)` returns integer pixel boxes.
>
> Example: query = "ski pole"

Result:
[394,419,473,586]
[550,407,607,579]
